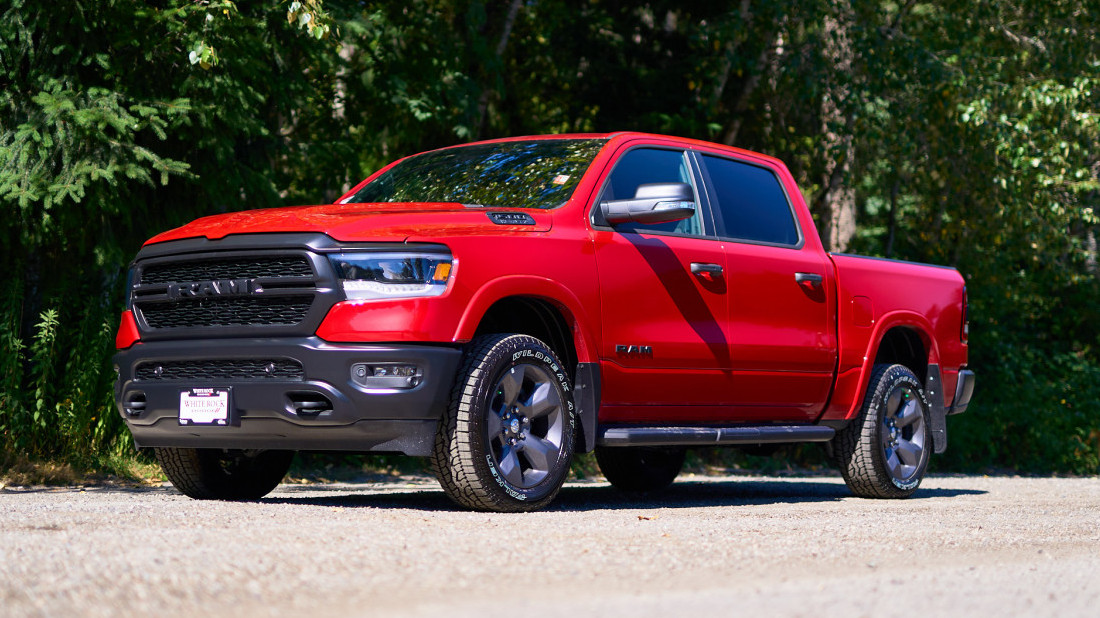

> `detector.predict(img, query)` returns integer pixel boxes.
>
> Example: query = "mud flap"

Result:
[573,363,601,453]
[925,364,948,453]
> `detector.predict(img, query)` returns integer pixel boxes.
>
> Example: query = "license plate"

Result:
[179,388,230,425]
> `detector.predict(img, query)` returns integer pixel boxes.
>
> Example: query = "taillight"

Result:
[961,287,969,343]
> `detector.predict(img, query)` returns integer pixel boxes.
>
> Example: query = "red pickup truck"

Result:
[114,132,974,511]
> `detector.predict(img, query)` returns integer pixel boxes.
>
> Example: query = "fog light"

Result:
[351,363,422,389]
[122,392,147,417]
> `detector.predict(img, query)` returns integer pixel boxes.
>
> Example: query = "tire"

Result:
[155,447,293,500]
[595,446,686,492]
[431,334,576,512]
[832,364,932,498]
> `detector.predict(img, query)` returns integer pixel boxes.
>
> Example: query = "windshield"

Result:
[343,138,607,209]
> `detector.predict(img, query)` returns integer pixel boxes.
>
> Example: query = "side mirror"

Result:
[601,182,696,225]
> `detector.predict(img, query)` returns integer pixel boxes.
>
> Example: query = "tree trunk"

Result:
[1087,229,1098,276]
[813,4,857,253]
[715,2,786,147]
[885,176,900,258]
[474,0,524,139]
[721,31,779,147]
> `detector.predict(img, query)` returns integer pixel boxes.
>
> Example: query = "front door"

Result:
[591,145,735,422]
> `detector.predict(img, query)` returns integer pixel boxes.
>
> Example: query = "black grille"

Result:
[135,359,305,381]
[140,256,312,284]
[140,297,313,329]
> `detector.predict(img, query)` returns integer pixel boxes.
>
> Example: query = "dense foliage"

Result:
[1,0,1097,474]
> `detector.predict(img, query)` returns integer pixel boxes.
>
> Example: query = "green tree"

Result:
[2,0,1097,475]
[0,0,354,463]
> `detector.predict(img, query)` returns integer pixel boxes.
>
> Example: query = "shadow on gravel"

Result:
[263,488,455,510]
[548,480,986,512]
[0,484,175,495]
[257,478,987,512]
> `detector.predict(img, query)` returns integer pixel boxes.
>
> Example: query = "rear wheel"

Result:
[155,447,293,500]
[431,334,575,512]
[596,446,686,492]
[832,364,931,498]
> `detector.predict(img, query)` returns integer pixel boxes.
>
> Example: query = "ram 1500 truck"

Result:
[114,132,974,511]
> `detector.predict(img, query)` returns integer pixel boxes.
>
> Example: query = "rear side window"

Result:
[701,154,799,246]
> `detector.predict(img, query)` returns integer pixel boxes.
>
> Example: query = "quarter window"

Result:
[701,155,799,246]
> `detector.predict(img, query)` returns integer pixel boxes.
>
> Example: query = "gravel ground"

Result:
[1,473,1098,617]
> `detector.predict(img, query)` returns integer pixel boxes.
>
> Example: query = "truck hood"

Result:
[145,202,553,245]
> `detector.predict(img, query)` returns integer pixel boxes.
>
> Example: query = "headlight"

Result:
[329,252,453,300]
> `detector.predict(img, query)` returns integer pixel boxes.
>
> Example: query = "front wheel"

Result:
[431,334,575,512]
[155,448,293,500]
[831,364,931,498]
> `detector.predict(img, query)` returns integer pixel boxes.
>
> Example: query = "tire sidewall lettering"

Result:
[832,363,932,499]
[892,476,921,491]
[878,373,930,489]
[485,453,527,500]
[483,338,575,503]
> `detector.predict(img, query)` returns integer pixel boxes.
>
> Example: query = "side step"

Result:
[596,424,836,447]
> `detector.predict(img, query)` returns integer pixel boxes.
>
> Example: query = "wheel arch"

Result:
[847,311,941,420]
[472,296,580,376]
[453,276,601,452]
[840,312,951,454]
[873,324,931,383]
[453,276,598,366]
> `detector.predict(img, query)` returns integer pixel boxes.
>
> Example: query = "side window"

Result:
[598,148,704,236]
[701,154,799,246]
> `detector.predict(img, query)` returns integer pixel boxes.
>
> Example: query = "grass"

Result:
[285,452,434,484]
[0,450,165,489]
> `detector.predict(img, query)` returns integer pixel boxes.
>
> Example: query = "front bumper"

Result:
[114,337,462,455]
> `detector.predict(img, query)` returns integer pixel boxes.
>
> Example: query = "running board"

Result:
[596,425,836,447]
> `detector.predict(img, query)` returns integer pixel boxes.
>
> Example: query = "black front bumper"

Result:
[114,337,462,455]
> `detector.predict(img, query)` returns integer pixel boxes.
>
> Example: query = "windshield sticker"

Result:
[551,175,570,185]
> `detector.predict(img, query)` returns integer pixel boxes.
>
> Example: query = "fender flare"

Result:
[848,311,940,405]
[452,275,599,362]
[452,275,602,453]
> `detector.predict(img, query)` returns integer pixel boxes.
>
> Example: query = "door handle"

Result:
[795,272,824,286]
[691,262,723,277]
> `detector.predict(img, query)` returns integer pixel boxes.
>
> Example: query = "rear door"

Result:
[695,151,837,421]
[591,144,735,423]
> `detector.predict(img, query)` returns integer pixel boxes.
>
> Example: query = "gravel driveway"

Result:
[1,474,1097,617]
